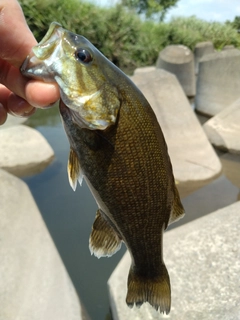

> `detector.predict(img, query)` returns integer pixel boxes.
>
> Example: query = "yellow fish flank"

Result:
[21,22,185,314]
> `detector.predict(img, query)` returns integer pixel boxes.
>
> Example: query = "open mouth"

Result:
[32,22,63,60]
[20,22,64,81]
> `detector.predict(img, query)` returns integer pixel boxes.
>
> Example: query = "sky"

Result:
[95,0,240,22]
[165,0,240,22]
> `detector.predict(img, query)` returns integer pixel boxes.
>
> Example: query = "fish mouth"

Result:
[20,22,64,81]
[31,22,63,60]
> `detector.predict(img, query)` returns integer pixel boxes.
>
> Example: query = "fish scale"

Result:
[21,22,185,314]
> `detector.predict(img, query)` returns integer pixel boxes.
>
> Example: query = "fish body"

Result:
[21,22,184,314]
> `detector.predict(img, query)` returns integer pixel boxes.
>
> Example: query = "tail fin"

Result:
[126,264,171,314]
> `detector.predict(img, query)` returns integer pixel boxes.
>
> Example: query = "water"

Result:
[22,106,240,320]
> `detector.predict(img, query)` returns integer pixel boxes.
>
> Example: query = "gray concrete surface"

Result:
[108,201,240,320]
[134,66,156,74]
[0,169,86,320]
[195,49,240,116]
[193,41,214,74]
[203,98,240,154]
[156,45,195,97]
[0,114,27,129]
[222,45,235,51]
[220,153,240,189]
[131,69,222,184]
[0,125,54,176]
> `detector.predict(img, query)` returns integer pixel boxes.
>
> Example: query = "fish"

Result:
[21,22,185,314]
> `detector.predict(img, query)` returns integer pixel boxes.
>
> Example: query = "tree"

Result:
[232,16,240,31]
[121,0,179,21]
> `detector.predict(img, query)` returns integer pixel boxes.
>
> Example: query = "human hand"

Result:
[0,0,60,125]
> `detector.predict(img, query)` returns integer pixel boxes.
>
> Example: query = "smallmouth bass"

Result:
[21,22,185,314]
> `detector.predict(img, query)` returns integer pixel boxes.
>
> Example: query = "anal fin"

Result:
[169,184,185,225]
[89,209,122,258]
[67,148,83,191]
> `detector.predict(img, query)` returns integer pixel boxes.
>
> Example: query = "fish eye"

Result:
[75,48,92,64]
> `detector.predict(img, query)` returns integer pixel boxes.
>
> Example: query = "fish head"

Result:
[21,22,121,130]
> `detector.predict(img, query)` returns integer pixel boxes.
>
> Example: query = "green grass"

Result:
[19,0,240,73]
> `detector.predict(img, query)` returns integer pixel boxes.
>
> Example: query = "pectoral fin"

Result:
[67,148,83,191]
[89,209,122,258]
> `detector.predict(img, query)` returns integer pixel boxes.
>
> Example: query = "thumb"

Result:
[0,0,37,67]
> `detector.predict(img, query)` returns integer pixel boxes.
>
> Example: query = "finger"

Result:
[7,93,36,117]
[0,83,11,104]
[0,103,7,125]
[0,0,37,67]
[0,60,60,108]
[0,84,36,117]
[25,80,60,108]
[0,1,60,108]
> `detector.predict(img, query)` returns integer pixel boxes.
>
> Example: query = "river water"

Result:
[22,106,240,320]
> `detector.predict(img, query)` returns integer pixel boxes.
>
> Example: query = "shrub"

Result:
[19,0,107,42]
[19,0,142,72]
[167,16,240,50]
[19,1,240,73]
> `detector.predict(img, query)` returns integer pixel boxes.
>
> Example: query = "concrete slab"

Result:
[195,49,240,116]
[0,114,27,129]
[156,45,195,97]
[131,69,222,185]
[0,169,86,320]
[108,201,240,320]
[220,153,240,189]
[223,45,235,51]
[193,41,214,74]
[203,98,240,154]
[134,66,156,74]
[0,125,54,177]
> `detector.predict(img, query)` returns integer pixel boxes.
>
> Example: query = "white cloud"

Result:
[236,6,240,14]
[95,0,240,22]
[167,0,239,22]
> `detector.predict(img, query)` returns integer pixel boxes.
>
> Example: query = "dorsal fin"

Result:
[67,148,83,191]
[89,209,122,258]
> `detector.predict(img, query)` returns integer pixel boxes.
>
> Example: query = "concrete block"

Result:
[193,41,214,74]
[195,49,240,116]
[131,69,221,184]
[0,125,54,176]
[203,98,240,154]
[0,169,87,320]
[220,153,240,189]
[222,45,235,51]
[108,201,240,320]
[0,114,27,129]
[134,66,156,74]
[156,45,195,97]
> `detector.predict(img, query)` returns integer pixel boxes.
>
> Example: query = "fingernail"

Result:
[21,108,37,117]
[34,101,58,109]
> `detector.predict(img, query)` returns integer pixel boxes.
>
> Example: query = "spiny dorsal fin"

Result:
[67,148,83,191]
[89,209,122,258]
